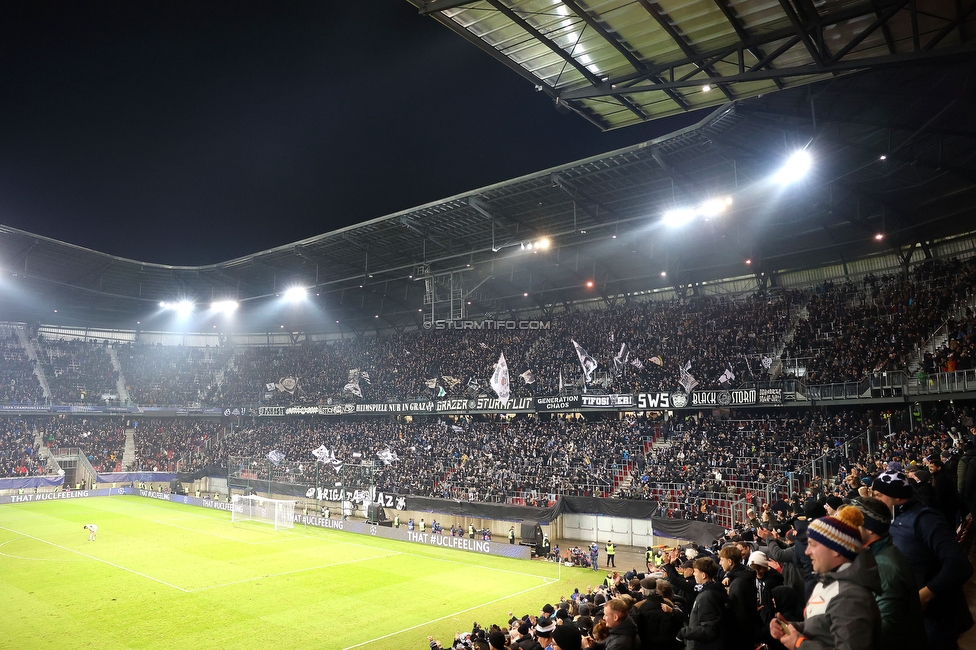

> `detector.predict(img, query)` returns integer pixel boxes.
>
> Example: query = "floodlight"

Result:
[700,198,727,217]
[174,300,194,317]
[774,150,812,184]
[211,300,239,313]
[663,207,695,228]
[536,237,551,249]
[283,287,307,302]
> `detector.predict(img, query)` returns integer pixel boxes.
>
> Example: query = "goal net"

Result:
[231,494,296,530]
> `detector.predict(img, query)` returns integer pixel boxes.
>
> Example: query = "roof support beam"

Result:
[558,0,690,111]
[635,0,736,101]
[711,0,785,90]
[560,43,976,99]
[400,217,453,255]
[418,0,479,15]
[550,174,613,224]
[827,0,911,64]
[776,0,827,67]
[483,0,647,121]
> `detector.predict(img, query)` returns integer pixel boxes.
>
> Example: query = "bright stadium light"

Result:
[663,207,695,228]
[211,300,239,314]
[774,150,812,185]
[174,300,194,317]
[536,237,551,249]
[283,287,307,303]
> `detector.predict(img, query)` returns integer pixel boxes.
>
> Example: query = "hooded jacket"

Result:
[791,550,882,650]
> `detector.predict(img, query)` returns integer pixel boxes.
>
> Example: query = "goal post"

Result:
[231,494,296,530]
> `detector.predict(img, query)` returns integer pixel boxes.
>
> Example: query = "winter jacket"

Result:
[629,595,675,650]
[865,535,927,650]
[724,563,760,650]
[605,614,640,650]
[679,581,730,650]
[890,498,974,637]
[790,550,882,650]
[764,520,816,599]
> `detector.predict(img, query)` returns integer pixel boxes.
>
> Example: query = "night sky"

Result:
[0,1,705,266]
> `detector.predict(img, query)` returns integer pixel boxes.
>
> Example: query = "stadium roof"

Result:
[410,0,976,129]
[1,61,975,335]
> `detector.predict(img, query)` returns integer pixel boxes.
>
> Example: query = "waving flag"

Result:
[572,340,599,383]
[630,358,645,370]
[519,370,536,384]
[490,352,511,404]
[613,343,630,372]
[311,445,332,462]
[678,362,699,394]
[267,450,285,466]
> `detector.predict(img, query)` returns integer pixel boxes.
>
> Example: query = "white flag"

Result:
[630,358,645,370]
[331,458,344,474]
[267,450,285,466]
[761,356,773,370]
[717,365,735,384]
[519,370,536,384]
[451,425,464,433]
[343,382,362,398]
[311,445,331,462]
[678,361,699,394]
[490,352,511,404]
[613,343,630,371]
[571,340,599,383]
[377,448,399,465]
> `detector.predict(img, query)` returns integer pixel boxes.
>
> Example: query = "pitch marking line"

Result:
[341,578,554,650]
[0,537,88,562]
[189,552,401,592]
[0,524,189,592]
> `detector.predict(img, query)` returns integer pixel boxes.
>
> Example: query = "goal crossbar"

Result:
[231,494,296,530]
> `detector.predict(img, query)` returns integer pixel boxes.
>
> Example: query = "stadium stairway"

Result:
[122,428,136,470]
[15,326,51,399]
[107,347,131,404]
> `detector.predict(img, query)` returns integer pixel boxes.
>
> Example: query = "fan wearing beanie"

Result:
[872,469,975,650]
[769,506,882,650]
[853,497,927,650]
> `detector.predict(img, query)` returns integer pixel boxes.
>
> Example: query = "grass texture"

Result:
[0,495,583,650]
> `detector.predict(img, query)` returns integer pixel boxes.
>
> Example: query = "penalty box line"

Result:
[341,577,555,650]
[0,524,189,593]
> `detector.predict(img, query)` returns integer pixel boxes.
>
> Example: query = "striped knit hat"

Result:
[807,505,864,561]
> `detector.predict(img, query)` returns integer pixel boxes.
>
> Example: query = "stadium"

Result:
[2,2,976,650]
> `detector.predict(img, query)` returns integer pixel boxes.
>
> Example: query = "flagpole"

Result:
[268,458,272,496]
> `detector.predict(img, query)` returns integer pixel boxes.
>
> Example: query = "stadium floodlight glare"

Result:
[211,300,239,314]
[774,150,812,185]
[283,286,307,302]
[536,237,551,249]
[663,207,695,228]
[174,300,194,317]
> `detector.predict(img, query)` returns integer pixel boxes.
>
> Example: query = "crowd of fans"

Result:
[423,403,976,650]
[0,418,45,476]
[0,329,43,404]
[35,416,126,472]
[35,337,118,404]
[783,258,976,384]
[118,344,233,406]
[0,259,973,408]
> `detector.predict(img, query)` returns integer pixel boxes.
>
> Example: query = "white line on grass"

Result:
[189,552,401,592]
[340,578,554,650]
[0,524,189,592]
[0,537,88,562]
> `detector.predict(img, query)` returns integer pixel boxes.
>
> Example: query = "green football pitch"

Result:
[0,495,583,650]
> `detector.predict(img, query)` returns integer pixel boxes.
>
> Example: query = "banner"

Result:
[96,472,177,484]
[0,475,65,491]
[535,395,582,412]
